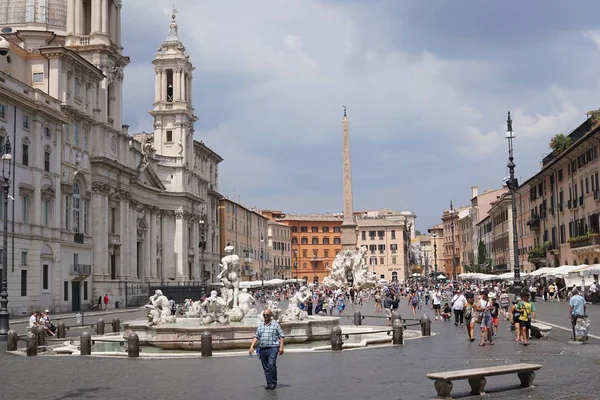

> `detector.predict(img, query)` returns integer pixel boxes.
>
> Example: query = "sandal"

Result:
[479,343,485,347]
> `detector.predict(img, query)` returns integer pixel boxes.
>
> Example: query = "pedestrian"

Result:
[169,297,176,316]
[499,291,510,320]
[409,290,419,318]
[463,297,475,342]
[516,292,535,346]
[328,296,335,315]
[475,290,494,346]
[249,309,285,390]
[451,290,466,326]
[589,282,598,304]
[569,289,586,341]
[103,293,109,311]
[432,288,442,321]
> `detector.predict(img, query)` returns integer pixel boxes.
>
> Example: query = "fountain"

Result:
[122,246,341,350]
[323,246,378,290]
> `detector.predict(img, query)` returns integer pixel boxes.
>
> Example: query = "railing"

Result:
[70,264,91,276]
[74,233,85,244]
[570,236,600,249]
[80,36,90,46]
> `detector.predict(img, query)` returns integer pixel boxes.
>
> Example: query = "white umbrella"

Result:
[437,274,446,279]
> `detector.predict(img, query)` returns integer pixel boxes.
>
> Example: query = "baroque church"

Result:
[0,0,223,314]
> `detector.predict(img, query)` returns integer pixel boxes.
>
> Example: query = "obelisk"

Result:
[341,106,357,250]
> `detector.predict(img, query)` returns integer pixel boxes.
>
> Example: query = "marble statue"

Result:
[185,300,205,318]
[217,245,240,307]
[409,242,421,267]
[280,286,312,322]
[259,300,282,322]
[237,288,257,316]
[323,246,377,289]
[200,290,229,325]
[145,289,174,326]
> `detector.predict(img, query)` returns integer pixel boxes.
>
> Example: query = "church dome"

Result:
[0,0,67,28]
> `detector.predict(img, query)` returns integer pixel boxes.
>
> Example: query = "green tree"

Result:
[528,242,550,270]
[549,133,572,154]
[415,230,422,236]
[477,241,487,269]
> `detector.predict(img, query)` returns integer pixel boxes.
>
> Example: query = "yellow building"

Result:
[219,198,269,281]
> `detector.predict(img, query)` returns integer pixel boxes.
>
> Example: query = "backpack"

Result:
[518,301,531,321]
[411,295,419,305]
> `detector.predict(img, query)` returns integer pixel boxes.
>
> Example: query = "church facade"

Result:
[0,0,223,314]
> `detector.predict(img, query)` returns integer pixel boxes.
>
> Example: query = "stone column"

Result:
[130,203,138,279]
[101,0,108,33]
[341,109,357,250]
[91,0,101,32]
[119,200,129,278]
[188,76,193,107]
[175,209,185,278]
[161,71,167,102]
[154,69,160,103]
[149,210,157,279]
[67,0,76,34]
[74,0,82,35]
[92,181,110,278]
[181,73,186,104]
[115,1,122,46]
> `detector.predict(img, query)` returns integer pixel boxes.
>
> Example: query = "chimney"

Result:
[471,186,478,199]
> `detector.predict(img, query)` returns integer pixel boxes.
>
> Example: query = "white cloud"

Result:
[282,34,303,51]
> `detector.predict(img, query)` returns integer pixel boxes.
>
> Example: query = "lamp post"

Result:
[312,255,318,285]
[506,111,522,294]
[406,221,413,281]
[450,201,457,280]
[0,138,11,341]
[433,232,438,280]
[260,235,264,288]
[293,249,298,282]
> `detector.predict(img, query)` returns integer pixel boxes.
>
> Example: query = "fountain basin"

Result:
[122,316,340,350]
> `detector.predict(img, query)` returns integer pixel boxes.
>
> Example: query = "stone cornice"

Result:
[0,88,69,125]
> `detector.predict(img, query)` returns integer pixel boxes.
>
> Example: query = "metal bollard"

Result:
[96,319,105,335]
[112,318,121,333]
[392,318,403,345]
[391,311,402,327]
[7,330,18,351]
[57,322,66,339]
[201,332,213,357]
[26,332,38,356]
[331,326,343,351]
[353,311,362,326]
[421,314,431,337]
[80,331,92,355]
[127,332,140,358]
[36,326,46,350]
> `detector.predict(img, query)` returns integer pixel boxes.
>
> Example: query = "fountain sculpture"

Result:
[323,246,378,289]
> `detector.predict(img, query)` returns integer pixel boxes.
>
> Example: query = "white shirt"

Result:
[590,283,598,293]
[29,315,37,328]
[433,291,442,305]
[451,294,466,310]
[478,299,491,316]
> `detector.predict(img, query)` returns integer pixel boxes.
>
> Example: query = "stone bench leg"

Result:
[540,331,550,340]
[518,371,536,388]
[434,379,453,398]
[468,377,486,395]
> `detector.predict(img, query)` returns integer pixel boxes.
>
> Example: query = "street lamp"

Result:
[293,249,298,281]
[312,254,318,285]
[450,201,456,280]
[260,235,264,288]
[506,111,521,294]
[0,137,11,341]
[433,232,438,280]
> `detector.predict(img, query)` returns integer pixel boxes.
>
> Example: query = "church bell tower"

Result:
[150,11,197,164]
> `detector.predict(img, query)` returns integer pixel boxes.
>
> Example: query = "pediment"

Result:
[137,164,166,191]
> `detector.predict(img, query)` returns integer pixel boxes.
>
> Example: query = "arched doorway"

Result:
[302,276,309,285]
[313,276,319,285]
[391,271,398,282]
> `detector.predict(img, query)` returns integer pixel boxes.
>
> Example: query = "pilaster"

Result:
[119,200,129,278]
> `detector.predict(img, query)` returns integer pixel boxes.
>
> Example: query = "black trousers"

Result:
[454,309,464,324]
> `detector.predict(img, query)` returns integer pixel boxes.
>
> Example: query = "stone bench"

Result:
[427,363,542,398]
[530,322,552,339]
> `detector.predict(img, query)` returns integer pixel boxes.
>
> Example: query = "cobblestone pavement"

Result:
[2,299,600,400]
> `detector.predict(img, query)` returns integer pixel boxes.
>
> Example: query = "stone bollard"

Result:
[80,331,92,356]
[331,326,343,351]
[7,330,18,351]
[391,311,402,327]
[353,311,362,326]
[392,318,403,345]
[201,332,213,357]
[421,314,431,337]
[57,322,66,339]
[127,333,140,358]
[35,326,46,350]
[96,319,105,335]
[26,332,38,356]
[112,318,121,333]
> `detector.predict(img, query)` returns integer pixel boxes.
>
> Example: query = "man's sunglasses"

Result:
[263,314,271,318]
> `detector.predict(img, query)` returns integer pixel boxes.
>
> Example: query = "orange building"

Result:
[276,214,343,285]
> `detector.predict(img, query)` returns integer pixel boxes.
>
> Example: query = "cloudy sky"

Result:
[121,0,600,231]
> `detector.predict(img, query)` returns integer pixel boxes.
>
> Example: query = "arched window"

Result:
[392,271,398,281]
[72,182,81,233]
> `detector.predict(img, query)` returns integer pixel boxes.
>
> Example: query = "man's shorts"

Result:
[433,304,441,310]
[480,315,492,329]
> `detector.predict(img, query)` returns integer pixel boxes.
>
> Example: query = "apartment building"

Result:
[475,215,493,270]
[441,206,469,278]
[459,213,474,269]
[356,217,408,282]
[268,221,292,280]
[277,214,343,285]
[488,194,515,272]
[470,186,508,265]
[219,198,269,282]
[427,224,444,277]
[516,115,600,268]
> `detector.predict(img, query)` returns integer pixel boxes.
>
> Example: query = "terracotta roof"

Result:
[276,214,344,222]
[356,218,405,227]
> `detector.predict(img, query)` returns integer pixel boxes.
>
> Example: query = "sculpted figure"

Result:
[281,286,312,322]
[237,288,257,316]
[200,290,229,325]
[260,300,282,322]
[145,289,172,326]
[217,245,240,308]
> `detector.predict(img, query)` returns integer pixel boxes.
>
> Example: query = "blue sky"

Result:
[121,0,600,231]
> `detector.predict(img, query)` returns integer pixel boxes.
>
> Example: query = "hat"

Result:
[488,293,496,300]
[44,309,49,313]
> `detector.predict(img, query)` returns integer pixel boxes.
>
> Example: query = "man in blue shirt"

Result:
[249,309,285,390]
[569,289,586,341]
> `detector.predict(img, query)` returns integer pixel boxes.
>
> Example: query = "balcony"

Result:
[70,264,91,278]
[241,268,254,277]
[244,257,253,265]
[569,233,600,256]
[79,36,90,46]
[526,217,540,230]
